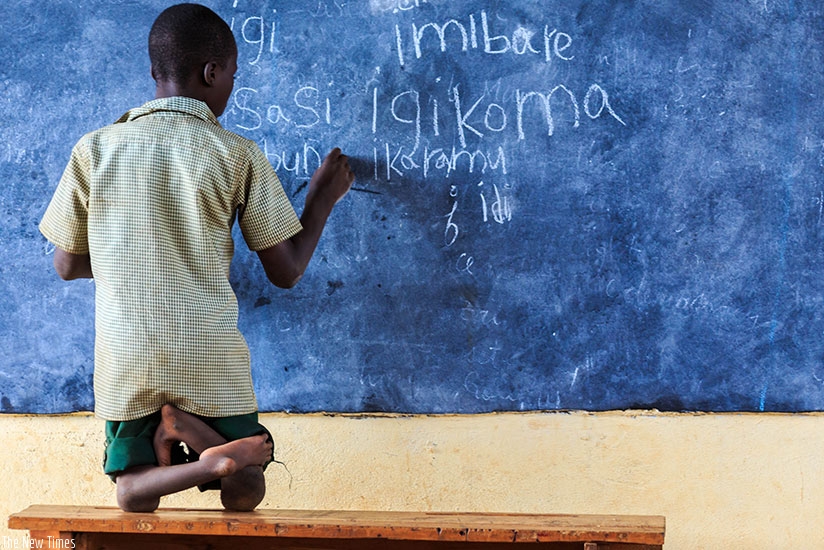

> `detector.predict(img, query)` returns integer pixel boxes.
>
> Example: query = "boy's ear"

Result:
[202,61,218,87]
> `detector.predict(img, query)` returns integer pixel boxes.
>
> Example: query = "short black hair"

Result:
[149,3,236,84]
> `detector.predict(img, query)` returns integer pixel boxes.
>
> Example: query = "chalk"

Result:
[350,187,382,195]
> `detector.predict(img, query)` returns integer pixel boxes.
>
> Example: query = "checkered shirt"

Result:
[40,97,302,421]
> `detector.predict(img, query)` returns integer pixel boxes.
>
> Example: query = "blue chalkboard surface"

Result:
[2,0,823,413]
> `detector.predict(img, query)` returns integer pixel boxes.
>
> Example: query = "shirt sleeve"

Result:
[238,141,303,251]
[39,139,91,254]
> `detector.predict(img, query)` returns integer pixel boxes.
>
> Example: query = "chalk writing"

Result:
[227,2,627,194]
[370,0,429,15]
[460,301,502,328]
[229,9,277,66]
[260,140,324,177]
[444,199,459,246]
[394,11,574,67]
[232,86,333,131]
[456,253,475,275]
[478,181,513,225]
[373,82,624,150]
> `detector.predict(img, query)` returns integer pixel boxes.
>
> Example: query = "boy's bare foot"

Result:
[153,404,225,466]
[199,435,273,479]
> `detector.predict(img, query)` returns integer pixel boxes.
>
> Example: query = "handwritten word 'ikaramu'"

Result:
[372,142,507,182]
[394,10,574,67]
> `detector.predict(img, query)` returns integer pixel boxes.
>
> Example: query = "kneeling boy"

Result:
[40,3,353,512]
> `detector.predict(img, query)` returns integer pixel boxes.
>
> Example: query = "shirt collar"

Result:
[115,97,220,126]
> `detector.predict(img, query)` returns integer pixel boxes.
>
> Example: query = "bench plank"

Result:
[75,534,664,550]
[9,506,664,549]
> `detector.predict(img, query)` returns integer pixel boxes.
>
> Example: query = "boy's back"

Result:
[41,96,303,421]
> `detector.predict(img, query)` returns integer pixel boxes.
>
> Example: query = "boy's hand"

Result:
[307,148,354,207]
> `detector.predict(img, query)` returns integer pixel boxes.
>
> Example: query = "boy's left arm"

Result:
[53,248,93,280]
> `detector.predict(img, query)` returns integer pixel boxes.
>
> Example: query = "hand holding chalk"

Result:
[307,148,355,207]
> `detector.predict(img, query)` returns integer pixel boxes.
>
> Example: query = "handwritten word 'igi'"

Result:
[394,10,573,67]
[229,9,277,67]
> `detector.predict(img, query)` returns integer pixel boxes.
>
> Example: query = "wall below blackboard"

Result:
[2,0,823,414]
[2,411,822,548]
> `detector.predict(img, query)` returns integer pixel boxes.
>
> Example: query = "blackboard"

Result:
[2,0,823,414]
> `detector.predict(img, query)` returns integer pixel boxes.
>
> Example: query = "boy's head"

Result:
[149,3,237,114]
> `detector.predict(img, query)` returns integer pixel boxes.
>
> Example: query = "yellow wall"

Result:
[2,411,821,549]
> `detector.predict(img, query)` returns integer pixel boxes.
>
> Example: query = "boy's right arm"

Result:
[257,148,354,288]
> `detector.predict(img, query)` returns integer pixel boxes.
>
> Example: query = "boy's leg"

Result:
[115,434,271,512]
[152,404,270,511]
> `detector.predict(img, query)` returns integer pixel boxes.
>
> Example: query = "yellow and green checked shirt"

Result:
[40,97,302,421]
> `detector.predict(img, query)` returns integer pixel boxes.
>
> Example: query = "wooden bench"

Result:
[9,505,665,549]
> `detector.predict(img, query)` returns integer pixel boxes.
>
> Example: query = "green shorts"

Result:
[103,410,273,491]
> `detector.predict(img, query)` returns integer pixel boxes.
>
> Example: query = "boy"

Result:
[39,3,353,512]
